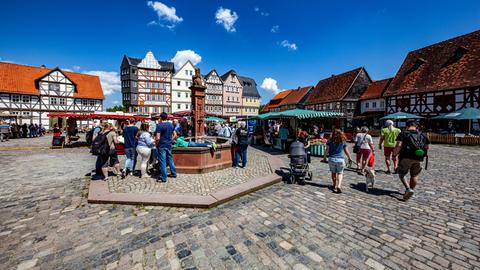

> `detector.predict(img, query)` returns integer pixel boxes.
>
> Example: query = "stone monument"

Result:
[189,68,207,138]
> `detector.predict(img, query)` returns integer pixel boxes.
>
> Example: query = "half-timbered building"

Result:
[278,86,313,111]
[120,51,174,115]
[172,61,195,113]
[0,62,103,128]
[304,67,372,127]
[263,90,294,113]
[221,70,243,117]
[238,76,260,116]
[204,69,223,116]
[384,30,480,118]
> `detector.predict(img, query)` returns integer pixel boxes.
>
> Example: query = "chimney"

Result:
[40,65,46,69]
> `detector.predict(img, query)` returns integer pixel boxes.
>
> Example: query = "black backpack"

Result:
[90,131,110,156]
[406,131,428,159]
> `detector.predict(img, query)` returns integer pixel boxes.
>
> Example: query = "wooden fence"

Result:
[426,133,480,146]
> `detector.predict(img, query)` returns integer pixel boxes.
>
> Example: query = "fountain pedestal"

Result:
[190,84,206,139]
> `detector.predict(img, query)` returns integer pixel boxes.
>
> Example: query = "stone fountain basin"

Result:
[172,137,232,174]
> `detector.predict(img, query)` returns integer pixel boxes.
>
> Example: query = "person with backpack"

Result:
[234,122,249,168]
[379,120,401,174]
[393,120,430,201]
[353,126,375,174]
[91,123,121,180]
[121,119,139,178]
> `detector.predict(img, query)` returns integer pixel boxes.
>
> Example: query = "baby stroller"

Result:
[286,141,312,185]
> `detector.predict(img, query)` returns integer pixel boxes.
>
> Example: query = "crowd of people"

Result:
[90,113,252,182]
[0,121,45,142]
[321,119,430,201]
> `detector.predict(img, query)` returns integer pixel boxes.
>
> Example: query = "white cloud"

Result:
[170,50,202,69]
[254,6,269,16]
[147,1,183,28]
[73,65,81,71]
[280,40,298,51]
[260,77,279,94]
[215,7,239,33]
[271,25,279,33]
[84,70,120,96]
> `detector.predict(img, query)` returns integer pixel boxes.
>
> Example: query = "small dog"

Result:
[364,167,376,192]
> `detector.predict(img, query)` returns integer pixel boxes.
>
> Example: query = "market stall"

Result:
[256,109,344,155]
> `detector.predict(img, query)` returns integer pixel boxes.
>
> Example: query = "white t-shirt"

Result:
[355,133,373,150]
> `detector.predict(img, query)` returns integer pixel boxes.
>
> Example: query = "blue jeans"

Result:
[124,147,137,171]
[156,147,177,181]
[234,144,248,167]
[188,142,209,147]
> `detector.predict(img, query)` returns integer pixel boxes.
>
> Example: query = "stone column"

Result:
[189,84,207,138]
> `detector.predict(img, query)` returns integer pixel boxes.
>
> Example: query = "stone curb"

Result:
[87,149,284,208]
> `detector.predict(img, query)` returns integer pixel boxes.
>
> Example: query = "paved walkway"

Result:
[1,135,480,269]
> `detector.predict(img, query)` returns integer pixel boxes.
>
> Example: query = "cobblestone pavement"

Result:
[108,149,272,196]
[1,135,480,269]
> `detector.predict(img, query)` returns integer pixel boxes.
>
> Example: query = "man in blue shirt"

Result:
[122,119,139,178]
[155,112,177,182]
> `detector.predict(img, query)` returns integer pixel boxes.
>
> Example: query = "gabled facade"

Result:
[204,69,223,116]
[357,78,392,127]
[238,76,260,116]
[0,62,103,128]
[305,67,372,122]
[278,86,313,111]
[384,30,480,116]
[120,51,174,115]
[172,61,195,113]
[221,70,243,117]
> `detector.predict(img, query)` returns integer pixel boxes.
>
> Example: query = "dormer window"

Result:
[455,46,468,59]
[406,58,426,74]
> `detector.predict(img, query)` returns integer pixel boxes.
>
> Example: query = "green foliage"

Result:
[106,105,127,113]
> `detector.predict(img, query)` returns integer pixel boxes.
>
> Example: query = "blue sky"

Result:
[1,0,479,108]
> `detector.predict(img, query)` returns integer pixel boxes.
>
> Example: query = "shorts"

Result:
[383,147,394,157]
[328,159,345,174]
[357,149,371,160]
[398,158,422,177]
[101,150,119,168]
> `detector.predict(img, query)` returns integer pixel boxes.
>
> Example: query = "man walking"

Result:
[279,124,289,152]
[379,120,401,174]
[393,120,430,201]
[234,122,249,168]
[122,119,138,178]
[155,112,177,182]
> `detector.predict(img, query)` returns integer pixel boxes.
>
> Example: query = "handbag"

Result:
[353,134,367,154]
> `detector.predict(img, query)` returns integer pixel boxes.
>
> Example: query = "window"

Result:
[82,99,88,106]
[133,81,137,87]
[177,81,181,86]
[48,83,60,91]
[177,92,181,98]
[59,98,66,105]
[380,101,385,108]
[22,95,30,103]
[22,111,31,116]
[189,70,193,76]
[185,92,188,98]
[12,95,20,103]
[186,104,189,109]
[185,70,188,76]
[372,101,377,108]
[365,102,369,108]
[50,97,58,105]
[177,104,181,109]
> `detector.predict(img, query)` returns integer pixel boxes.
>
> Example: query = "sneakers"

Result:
[403,188,414,201]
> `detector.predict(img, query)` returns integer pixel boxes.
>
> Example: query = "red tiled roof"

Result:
[305,67,363,105]
[359,78,392,100]
[0,62,104,99]
[384,30,480,97]
[265,90,294,110]
[278,86,313,106]
[261,102,270,113]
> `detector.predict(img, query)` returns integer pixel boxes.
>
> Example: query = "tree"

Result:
[258,104,266,114]
[106,105,127,113]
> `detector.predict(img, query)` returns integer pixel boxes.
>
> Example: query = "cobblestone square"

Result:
[1,135,479,270]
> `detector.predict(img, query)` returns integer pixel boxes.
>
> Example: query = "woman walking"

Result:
[353,126,375,174]
[323,129,353,193]
[136,123,155,178]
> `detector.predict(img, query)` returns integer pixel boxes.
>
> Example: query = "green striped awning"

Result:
[256,109,344,119]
